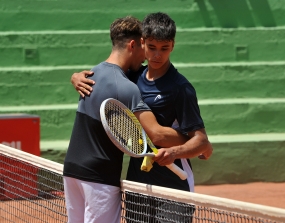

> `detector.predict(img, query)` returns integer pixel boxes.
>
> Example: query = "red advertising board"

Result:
[0,114,40,199]
[0,114,40,156]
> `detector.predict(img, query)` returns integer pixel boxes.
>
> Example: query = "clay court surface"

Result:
[195,182,285,209]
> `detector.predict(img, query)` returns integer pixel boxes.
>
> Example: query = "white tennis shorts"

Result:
[63,176,121,223]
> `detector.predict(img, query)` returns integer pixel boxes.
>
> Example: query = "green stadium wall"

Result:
[0,0,284,185]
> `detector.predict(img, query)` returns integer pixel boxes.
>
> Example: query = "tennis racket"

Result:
[100,98,188,180]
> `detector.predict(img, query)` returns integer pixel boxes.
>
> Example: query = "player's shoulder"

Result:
[90,61,107,72]
[169,64,195,90]
[117,75,141,98]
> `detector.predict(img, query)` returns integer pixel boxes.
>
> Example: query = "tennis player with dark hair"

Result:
[127,12,212,222]
[63,15,189,223]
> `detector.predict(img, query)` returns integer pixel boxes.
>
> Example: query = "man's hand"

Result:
[71,70,95,97]
[152,141,213,165]
[152,148,176,166]
[198,146,213,160]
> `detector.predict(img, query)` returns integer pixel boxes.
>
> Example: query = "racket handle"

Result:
[166,163,188,180]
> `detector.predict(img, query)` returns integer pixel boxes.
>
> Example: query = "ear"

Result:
[129,40,135,50]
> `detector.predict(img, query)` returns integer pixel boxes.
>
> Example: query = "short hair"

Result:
[142,12,176,41]
[110,16,142,49]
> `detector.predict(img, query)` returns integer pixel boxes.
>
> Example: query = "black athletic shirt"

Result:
[127,64,205,191]
[63,62,150,187]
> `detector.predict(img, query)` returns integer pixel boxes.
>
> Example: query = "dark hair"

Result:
[110,16,142,49]
[142,12,176,41]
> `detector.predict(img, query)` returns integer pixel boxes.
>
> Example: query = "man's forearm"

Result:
[135,110,189,147]
[149,126,189,147]
[174,135,213,159]
[153,129,213,166]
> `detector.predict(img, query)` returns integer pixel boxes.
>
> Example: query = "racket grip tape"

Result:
[166,163,188,180]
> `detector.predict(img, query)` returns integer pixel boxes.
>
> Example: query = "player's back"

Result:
[64,62,143,187]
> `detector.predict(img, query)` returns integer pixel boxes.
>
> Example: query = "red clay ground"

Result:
[195,182,285,209]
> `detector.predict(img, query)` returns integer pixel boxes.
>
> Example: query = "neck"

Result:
[147,61,171,81]
[106,50,129,73]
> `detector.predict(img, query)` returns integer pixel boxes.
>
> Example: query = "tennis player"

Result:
[127,12,213,222]
[63,15,190,223]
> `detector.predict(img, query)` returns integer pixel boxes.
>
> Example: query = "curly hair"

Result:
[110,16,142,49]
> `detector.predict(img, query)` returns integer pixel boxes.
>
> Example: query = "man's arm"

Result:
[134,111,190,147]
[71,71,94,97]
[71,66,146,97]
[152,128,213,166]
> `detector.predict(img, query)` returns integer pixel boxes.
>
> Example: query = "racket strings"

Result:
[104,103,145,155]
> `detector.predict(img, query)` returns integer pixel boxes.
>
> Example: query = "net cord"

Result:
[0,144,63,175]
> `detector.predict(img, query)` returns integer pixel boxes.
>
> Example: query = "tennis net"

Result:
[1,144,285,223]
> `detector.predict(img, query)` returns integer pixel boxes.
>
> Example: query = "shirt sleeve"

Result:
[132,99,151,113]
[175,83,205,133]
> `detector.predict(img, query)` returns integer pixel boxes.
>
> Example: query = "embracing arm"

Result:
[134,111,189,147]
[71,70,94,97]
[153,128,213,166]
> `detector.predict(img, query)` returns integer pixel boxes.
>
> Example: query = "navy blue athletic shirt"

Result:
[127,64,205,191]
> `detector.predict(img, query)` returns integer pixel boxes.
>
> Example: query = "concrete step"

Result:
[1,99,285,140]
[0,27,285,66]
[0,66,84,106]
[1,1,285,31]
[179,61,285,99]
[192,138,285,185]
[0,32,110,66]
[200,98,285,135]
[0,62,284,106]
